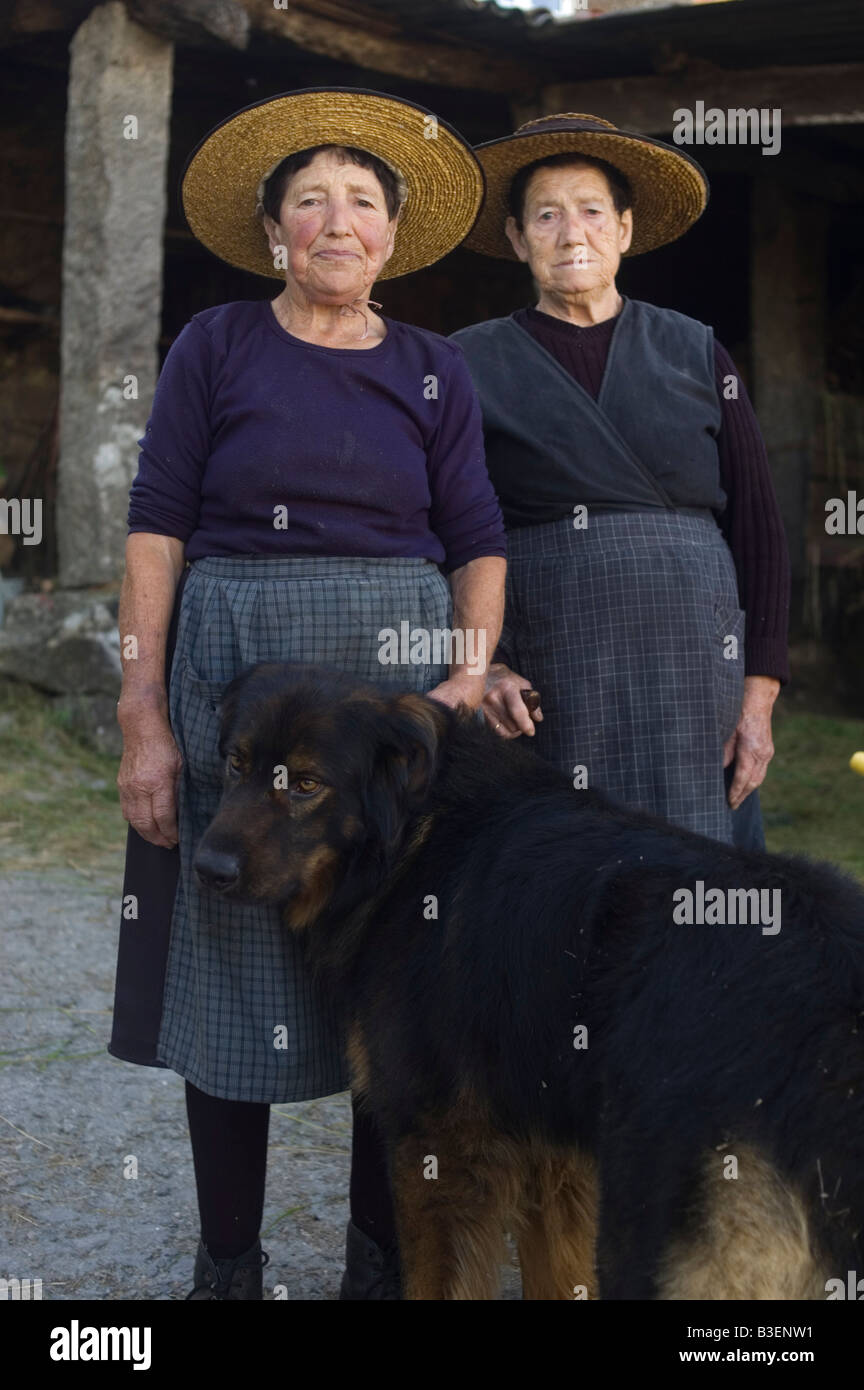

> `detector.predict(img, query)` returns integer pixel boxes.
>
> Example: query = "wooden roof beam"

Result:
[6,0,248,48]
[125,0,249,49]
[538,63,864,133]
[242,0,547,93]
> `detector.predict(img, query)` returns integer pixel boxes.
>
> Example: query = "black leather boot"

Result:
[185,1238,269,1300]
[338,1220,401,1300]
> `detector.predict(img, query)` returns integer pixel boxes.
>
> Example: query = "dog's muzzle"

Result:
[194,844,241,894]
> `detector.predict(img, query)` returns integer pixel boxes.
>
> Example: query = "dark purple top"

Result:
[128,299,506,575]
[513,306,791,684]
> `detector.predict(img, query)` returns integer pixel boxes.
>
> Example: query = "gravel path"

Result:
[1,866,352,1301]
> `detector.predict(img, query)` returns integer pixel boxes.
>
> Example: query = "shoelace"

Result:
[194,1248,270,1300]
[364,1238,400,1298]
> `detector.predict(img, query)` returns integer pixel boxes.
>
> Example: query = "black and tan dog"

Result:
[194,662,864,1300]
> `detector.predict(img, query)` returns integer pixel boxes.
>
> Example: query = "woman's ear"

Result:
[504,215,531,264]
[381,209,401,269]
[261,211,282,257]
[619,208,633,255]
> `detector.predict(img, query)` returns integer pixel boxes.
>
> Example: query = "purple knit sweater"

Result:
[128,299,506,575]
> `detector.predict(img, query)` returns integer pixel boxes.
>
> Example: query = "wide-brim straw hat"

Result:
[180,86,486,281]
[464,113,709,259]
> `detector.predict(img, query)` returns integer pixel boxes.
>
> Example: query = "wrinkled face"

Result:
[193,664,443,930]
[262,149,398,303]
[505,162,632,298]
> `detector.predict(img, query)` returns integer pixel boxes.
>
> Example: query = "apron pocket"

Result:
[177,659,236,788]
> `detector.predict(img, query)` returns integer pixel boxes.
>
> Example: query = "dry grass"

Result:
[761,704,864,881]
[0,677,125,877]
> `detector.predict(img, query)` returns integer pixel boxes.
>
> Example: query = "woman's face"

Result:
[505,162,633,298]
[263,148,398,302]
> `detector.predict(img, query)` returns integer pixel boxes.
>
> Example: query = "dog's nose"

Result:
[194,846,241,893]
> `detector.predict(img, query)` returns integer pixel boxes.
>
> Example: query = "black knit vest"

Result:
[451,298,725,528]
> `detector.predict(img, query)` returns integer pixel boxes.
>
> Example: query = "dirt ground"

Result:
[1,863,360,1301]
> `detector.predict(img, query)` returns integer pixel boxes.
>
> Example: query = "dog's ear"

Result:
[361,693,447,860]
[384,693,446,798]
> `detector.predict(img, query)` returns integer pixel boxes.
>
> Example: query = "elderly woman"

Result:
[451,114,790,846]
[108,89,505,1300]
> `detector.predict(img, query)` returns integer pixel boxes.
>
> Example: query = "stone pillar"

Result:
[751,179,827,584]
[57,1,173,587]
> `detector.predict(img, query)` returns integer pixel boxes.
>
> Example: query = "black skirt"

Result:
[108,565,189,1067]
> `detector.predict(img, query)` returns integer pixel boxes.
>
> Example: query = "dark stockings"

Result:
[185,1082,396,1258]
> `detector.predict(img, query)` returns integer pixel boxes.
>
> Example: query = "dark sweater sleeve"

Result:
[714,339,791,684]
[426,344,507,574]
[127,317,213,541]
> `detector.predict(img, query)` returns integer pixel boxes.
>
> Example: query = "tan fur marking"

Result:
[390,1087,598,1300]
[514,1149,598,1300]
[284,844,340,929]
[658,1145,830,1300]
[403,813,436,858]
[345,1022,371,1096]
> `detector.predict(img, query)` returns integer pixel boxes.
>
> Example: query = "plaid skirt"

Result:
[127,555,450,1103]
[495,511,745,844]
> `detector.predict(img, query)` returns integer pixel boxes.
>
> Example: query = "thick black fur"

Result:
[195,661,864,1298]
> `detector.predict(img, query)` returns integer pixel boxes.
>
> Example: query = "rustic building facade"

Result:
[1,0,862,741]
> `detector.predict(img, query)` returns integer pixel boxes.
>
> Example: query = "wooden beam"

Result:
[125,0,249,49]
[6,0,94,40]
[0,306,57,326]
[242,0,547,93]
[540,64,864,133]
[7,0,248,46]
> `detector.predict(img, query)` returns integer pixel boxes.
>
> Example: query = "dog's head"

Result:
[193,662,450,929]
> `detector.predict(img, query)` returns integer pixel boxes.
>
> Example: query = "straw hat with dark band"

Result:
[464,113,709,259]
[180,87,486,282]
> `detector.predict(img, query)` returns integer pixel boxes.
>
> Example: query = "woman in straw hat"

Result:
[452,114,789,846]
[109,88,505,1299]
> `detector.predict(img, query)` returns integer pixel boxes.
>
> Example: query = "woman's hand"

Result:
[116,534,186,847]
[117,705,183,848]
[723,675,780,810]
[426,671,486,713]
[481,662,543,738]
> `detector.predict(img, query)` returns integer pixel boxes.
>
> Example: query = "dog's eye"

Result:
[295,777,320,795]
[227,752,244,775]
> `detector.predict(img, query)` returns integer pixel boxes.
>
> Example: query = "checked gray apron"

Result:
[157,554,450,1102]
[496,511,744,844]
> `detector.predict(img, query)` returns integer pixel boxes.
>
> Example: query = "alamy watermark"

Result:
[49,1322,151,1370]
[378,622,486,674]
[672,103,781,157]
[0,1276,42,1299]
[825,491,864,535]
[825,1271,864,1299]
[672,881,781,935]
[0,497,42,545]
